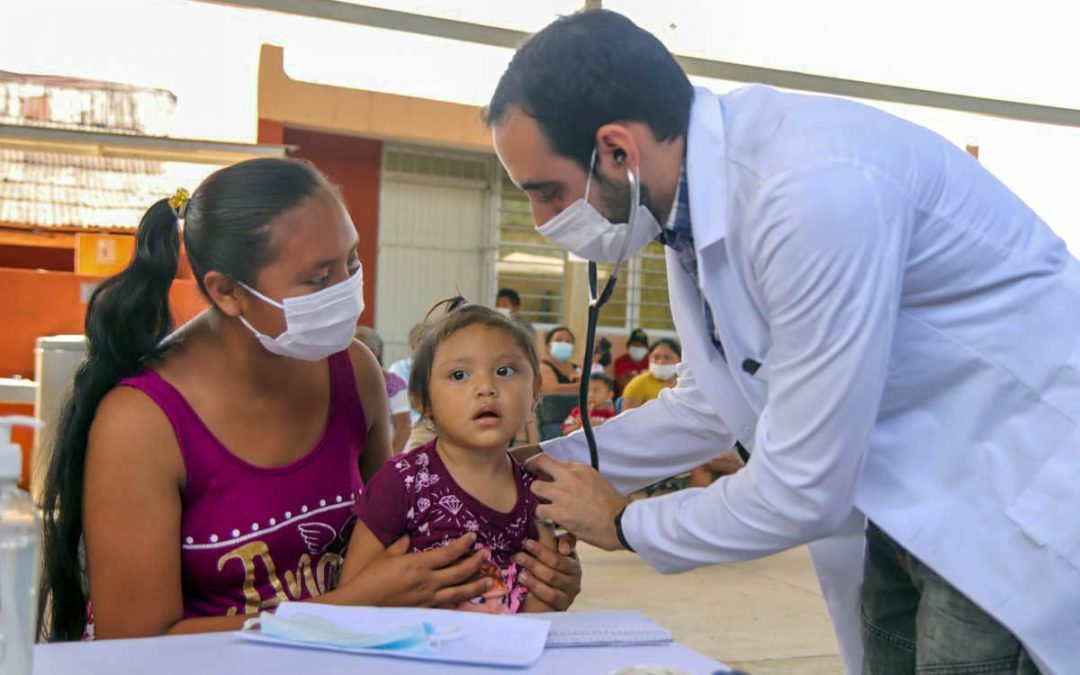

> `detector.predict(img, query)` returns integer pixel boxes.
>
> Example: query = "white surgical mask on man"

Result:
[496,307,512,318]
[650,362,678,381]
[537,149,661,263]
[238,268,365,361]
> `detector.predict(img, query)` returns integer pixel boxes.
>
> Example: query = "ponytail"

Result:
[38,199,180,641]
[37,157,330,641]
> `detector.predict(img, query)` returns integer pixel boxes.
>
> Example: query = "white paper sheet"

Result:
[236,603,550,668]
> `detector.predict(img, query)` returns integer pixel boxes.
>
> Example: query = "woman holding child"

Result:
[37,158,580,641]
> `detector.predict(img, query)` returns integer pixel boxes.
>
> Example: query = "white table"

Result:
[34,631,731,674]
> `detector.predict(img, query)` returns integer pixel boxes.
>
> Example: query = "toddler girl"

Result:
[343,298,554,613]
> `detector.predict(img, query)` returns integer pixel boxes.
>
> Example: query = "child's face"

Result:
[586,380,613,408]
[426,324,536,452]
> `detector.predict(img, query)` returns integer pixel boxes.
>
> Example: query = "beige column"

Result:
[563,258,591,365]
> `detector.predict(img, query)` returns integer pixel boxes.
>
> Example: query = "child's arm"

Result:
[340,521,390,584]
[521,523,560,613]
[561,408,582,435]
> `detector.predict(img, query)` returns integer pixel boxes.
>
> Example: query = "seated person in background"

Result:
[562,373,616,435]
[618,339,742,485]
[356,326,411,454]
[345,298,568,614]
[688,448,746,487]
[495,287,536,336]
[387,323,423,426]
[613,328,650,397]
[590,337,613,376]
[621,338,681,410]
[539,326,581,394]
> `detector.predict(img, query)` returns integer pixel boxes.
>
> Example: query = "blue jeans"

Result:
[861,523,1040,675]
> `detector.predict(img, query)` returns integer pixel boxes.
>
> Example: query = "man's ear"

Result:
[595,123,639,173]
[204,270,243,317]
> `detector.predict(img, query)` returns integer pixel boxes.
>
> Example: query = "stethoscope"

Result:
[579,151,639,471]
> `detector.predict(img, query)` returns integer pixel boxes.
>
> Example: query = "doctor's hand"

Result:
[527,454,630,552]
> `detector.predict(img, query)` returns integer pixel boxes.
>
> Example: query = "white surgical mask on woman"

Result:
[650,362,678,381]
[238,268,365,361]
[536,149,661,263]
[628,346,649,362]
[549,341,574,363]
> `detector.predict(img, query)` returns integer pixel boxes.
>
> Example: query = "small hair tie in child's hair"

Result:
[424,295,470,321]
[168,187,190,220]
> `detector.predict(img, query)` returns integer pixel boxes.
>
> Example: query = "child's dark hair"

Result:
[590,372,615,393]
[650,337,683,359]
[38,157,334,642]
[409,297,541,419]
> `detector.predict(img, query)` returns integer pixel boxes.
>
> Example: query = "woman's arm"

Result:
[520,524,560,612]
[517,525,581,612]
[540,362,580,394]
[390,412,411,455]
[83,387,191,639]
[621,396,644,410]
[349,341,392,481]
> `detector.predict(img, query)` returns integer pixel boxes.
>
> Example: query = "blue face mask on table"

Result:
[249,611,445,652]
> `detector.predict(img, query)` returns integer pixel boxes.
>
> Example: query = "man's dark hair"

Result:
[497,287,522,307]
[484,10,693,171]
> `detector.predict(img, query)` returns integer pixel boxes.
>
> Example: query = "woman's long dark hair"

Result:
[37,157,331,641]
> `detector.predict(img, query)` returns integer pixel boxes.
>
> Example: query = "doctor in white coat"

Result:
[488,10,1078,675]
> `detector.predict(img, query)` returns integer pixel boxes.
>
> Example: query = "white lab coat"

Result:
[543,85,1080,674]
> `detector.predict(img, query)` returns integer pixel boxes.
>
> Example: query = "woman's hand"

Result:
[335,532,492,608]
[514,524,582,611]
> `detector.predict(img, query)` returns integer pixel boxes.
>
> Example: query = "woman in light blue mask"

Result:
[540,326,581,394]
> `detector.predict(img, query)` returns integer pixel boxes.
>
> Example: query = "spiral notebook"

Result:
[537,610,674,648]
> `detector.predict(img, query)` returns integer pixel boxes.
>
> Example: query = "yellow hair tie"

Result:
[168,187,190,219]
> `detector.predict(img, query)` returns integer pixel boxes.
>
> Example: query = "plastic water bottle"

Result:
[0,415,43,675]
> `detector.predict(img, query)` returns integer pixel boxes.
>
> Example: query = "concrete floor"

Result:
[572,543,844,674]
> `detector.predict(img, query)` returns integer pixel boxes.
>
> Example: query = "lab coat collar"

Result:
[685,87,729,250]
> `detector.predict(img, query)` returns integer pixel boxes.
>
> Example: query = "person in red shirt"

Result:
[612,328,650,397]
[562,374,616,435]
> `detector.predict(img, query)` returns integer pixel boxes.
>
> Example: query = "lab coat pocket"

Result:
[1006,424,1080,569]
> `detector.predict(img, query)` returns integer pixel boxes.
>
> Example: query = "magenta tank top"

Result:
[117,350,366,619]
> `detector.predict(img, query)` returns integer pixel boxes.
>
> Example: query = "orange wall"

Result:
[281,128,381,327]
[0,268,206,379]
[74,233,135,277]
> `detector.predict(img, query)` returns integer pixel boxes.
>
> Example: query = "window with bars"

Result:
[496,173,565,325]
[495,172,675,334]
